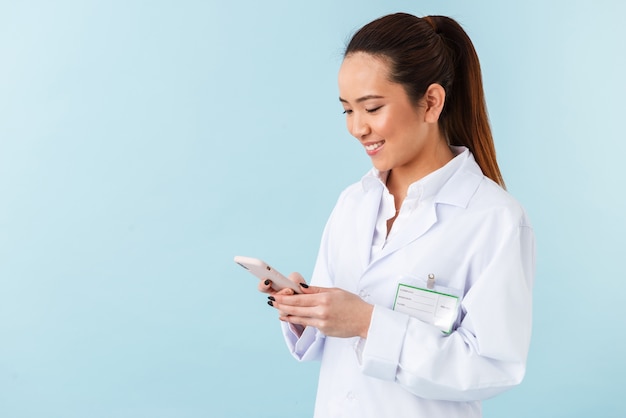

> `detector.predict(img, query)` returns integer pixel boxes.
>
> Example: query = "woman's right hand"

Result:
[259,272,308,335]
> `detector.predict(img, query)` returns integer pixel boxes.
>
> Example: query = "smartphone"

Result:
[233,255,302,293]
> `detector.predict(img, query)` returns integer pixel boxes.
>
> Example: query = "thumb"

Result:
[297,280,325,295]
[288,272,307,286]
[287,272,319,294]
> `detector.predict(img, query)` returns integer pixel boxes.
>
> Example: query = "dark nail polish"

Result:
[264,279,270,285]
[268,296,275,301]
[267,300,274,307]
[300,283,309,288]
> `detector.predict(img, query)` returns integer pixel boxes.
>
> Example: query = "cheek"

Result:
[385,113,423,142]
[373,117,394,139]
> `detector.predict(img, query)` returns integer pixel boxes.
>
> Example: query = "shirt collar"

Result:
[360,146,470,200]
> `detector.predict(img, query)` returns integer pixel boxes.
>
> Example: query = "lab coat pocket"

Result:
[393,274,463,334]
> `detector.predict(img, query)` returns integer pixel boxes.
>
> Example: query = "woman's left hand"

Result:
[270,284,374,339]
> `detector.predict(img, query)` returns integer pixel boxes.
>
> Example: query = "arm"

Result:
[361,223,535,401]
[275,203,342,362]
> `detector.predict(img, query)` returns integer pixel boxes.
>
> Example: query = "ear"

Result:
[423,83,446,123]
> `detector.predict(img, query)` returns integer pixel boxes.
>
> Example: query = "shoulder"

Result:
[472,177,531,228]
[337,180,366,201]
[440,153,531,229]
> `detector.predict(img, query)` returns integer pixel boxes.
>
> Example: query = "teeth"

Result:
[365,141,384,151]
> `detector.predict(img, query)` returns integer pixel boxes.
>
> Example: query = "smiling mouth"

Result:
[364,141,385,151]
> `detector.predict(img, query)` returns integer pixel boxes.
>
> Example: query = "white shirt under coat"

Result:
[282,147,535,418]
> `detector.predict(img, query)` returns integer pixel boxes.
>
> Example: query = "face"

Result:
[338,52,445,177]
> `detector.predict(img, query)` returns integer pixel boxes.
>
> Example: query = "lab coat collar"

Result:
[435,148,484,209]
[406,146,469,204]
[359,147,485,268]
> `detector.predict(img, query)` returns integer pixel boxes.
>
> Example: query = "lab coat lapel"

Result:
[355,183,383,270]
[377,202,438,260]
[372,153,484,263]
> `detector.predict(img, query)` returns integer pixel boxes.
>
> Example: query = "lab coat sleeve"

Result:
[359,222,535,401]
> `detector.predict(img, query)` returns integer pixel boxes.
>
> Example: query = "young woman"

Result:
[260,12,534,417]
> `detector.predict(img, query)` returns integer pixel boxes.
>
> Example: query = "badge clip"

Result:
[427,273,435,289]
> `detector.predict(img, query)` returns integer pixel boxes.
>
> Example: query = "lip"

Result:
[363,140,385,156]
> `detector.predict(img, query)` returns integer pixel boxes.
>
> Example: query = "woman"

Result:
[260,12,534,418]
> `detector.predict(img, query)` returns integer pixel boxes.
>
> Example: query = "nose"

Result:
[348,112,371,140]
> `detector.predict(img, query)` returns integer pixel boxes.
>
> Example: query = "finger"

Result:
[272,300,319,319]
[278,313,317,332]
[257,278,274,294]
[279,314,308,326]
[266,297,286,318]
[273,292,321,308]
[266,295,292,318]
[297,282,326,295]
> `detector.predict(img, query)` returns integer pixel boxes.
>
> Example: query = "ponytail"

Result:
[424,16,505,188]
[345,13,505,188]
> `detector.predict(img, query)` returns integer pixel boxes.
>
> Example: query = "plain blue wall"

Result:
[1,1,625,417]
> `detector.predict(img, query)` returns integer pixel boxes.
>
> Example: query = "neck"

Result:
[386,141,454,201]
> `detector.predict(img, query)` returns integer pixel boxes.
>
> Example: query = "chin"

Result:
[371,160,392,173]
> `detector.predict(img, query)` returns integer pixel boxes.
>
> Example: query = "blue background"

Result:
[1,1,624,417]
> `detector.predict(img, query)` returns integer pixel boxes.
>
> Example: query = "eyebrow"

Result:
[339,94,385,104]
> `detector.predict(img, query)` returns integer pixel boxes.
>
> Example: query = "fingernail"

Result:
[268,296,275,301]
[267,301,274,307]
[300,283,309,288]
[264,279,270,285]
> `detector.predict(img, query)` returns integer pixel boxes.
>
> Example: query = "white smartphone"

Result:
[233,255,302,294]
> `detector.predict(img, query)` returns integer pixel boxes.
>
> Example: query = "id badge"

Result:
[393,283,459,334]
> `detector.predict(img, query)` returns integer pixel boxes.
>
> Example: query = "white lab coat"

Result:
[282,148,535,418]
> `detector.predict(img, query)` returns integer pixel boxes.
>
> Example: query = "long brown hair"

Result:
[345,13,505,187]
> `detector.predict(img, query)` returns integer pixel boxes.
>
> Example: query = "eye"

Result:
[342,109,353,115]
[365,106,383,113]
